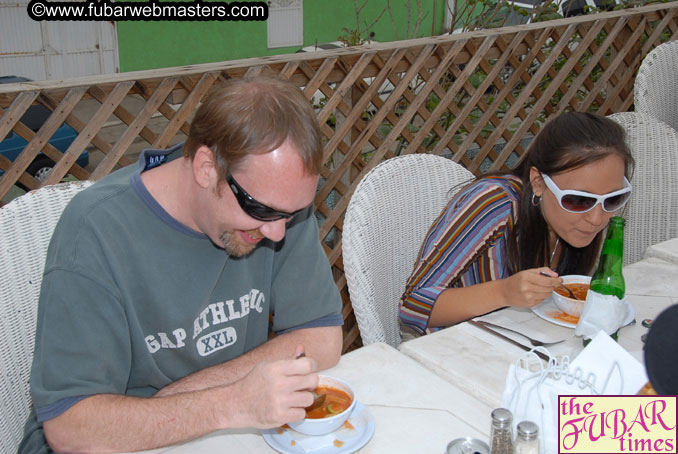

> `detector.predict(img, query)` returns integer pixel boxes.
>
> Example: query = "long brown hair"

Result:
[508,112,634,275]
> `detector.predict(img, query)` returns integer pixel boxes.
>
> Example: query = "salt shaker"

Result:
[489,408,513,454]
[514,421,539,454]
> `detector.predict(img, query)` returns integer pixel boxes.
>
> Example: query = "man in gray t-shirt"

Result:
[20,76,343,453]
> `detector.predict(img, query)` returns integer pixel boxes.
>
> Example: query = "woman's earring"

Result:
[531,193,542,207]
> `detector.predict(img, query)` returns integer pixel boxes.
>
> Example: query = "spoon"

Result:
[539,271,581,300]
[557,284,580,300]
[306,392,326,411]
[296,352,326,409]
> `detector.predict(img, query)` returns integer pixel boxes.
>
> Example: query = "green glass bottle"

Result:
[583,216,625,344]
[590,216,626,299]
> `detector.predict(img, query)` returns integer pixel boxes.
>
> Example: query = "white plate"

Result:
[532,296,636,329]
[262,402,375,454]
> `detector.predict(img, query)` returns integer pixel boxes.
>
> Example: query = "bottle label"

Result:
[574,290,631,339]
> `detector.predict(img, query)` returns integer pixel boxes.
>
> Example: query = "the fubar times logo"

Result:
[559,395,677,453]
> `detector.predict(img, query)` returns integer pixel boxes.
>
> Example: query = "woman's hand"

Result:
[501,267,562,308]
[430,269,564,327]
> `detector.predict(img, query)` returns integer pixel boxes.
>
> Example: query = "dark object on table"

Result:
[644,304,678,394]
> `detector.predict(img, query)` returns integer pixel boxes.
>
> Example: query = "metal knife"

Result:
[467,320,550,361]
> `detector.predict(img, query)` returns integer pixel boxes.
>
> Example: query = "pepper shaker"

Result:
[514,421,539,454]
[489,408,513,454]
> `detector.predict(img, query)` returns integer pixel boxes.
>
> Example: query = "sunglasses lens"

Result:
[246,207,284,221]
[229,176,290,221]
[603,191,631,212]
[561,194,597,212]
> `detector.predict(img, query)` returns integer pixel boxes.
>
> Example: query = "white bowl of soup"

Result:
[552,275,591,317]
[288,374,356,436]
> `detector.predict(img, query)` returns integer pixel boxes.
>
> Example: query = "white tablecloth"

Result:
[131,343,491,454]
[126,246,678,454]
[399,256,677,408]
[643,237,678,265]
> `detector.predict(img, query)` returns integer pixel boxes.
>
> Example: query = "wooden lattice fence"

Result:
[1,2,677,351]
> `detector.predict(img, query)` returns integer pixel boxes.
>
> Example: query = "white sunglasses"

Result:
[541,173,632,213]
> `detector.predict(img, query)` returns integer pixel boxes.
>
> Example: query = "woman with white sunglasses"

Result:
[401,112,634,336]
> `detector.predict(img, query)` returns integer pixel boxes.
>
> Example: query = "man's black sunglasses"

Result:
[226,174,303,222]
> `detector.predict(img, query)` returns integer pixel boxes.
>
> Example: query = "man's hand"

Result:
[231,345,319,429]
[43,328,341,452]
[43,346,322,453]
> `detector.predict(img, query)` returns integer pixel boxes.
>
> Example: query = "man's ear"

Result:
[192,146,217,189]
[529,166,545,197]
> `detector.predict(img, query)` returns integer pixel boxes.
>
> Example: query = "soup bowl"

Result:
[288,374,356,436]
[552,274,591,317]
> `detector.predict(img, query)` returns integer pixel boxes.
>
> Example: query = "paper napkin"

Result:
[575,294,632,339]
[500,331,647,454]
[569,330,647,394]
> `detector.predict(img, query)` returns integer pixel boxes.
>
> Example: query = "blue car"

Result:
[0,76,89,186]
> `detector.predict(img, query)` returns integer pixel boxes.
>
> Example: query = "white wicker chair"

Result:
[343,154,474,348]
[608,112,678,265]
[634,40,678,131]
[0,180,93,454]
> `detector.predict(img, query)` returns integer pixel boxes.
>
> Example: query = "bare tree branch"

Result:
[387,0,428,39]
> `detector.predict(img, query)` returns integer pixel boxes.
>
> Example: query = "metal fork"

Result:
[474,320,565,347]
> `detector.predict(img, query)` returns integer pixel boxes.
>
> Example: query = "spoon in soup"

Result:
[557,284,580,300]
[296,352,326,409]
[539,271,581,300]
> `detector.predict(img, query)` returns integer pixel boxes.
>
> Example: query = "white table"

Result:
[643,237,678,265]
[125,244,678,454]
[398,255,678,408]
[134,343,492,454]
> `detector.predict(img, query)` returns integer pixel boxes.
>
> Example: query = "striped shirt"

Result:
[400,175,523,335]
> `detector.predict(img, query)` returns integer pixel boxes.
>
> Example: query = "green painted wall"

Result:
[117,1,447,72]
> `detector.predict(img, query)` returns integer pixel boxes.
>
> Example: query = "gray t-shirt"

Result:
[20,145,342,453]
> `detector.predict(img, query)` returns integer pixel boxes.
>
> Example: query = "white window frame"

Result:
[267,0,304,49]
